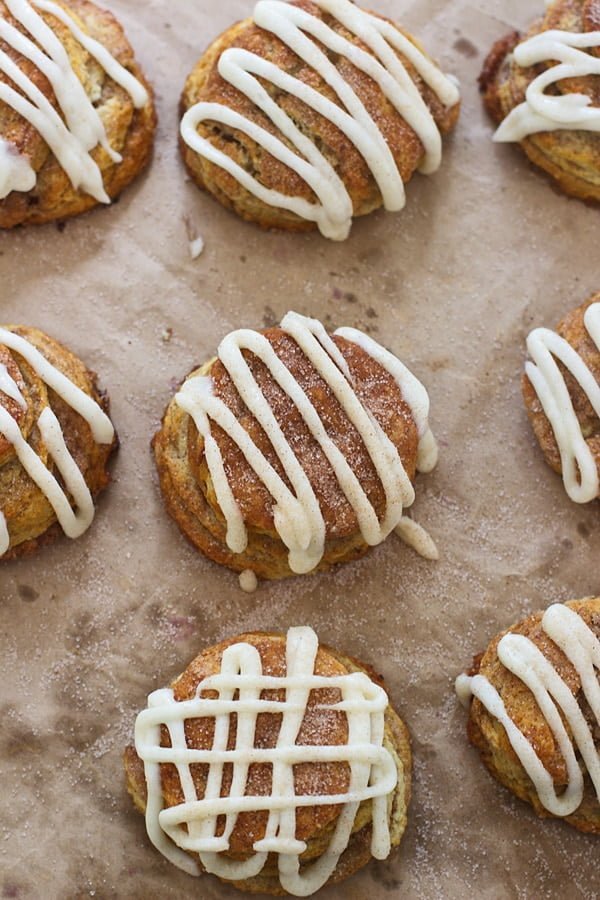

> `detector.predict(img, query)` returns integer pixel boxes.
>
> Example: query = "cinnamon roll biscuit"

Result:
[179,0,461,240]
[125,626,411,895]
[480,0,600,202]
[153,311,439,585]
[0,326,116,559]
[522,294,600,503]
[0,0,156,227]
[456,598,600,834]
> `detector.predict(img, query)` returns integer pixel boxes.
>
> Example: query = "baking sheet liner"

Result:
[0,0,598,897]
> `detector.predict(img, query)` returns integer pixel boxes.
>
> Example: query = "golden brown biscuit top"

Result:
[481,0,600,119]
[469,598,600,790]
[0,324,116,559]
[0,0,131,160]
[132,625,400,895]
[189,327,419,539]
[167,632,354,853]
[522,295,600,497]
[0,341,30,460]
[191,0,455,202]
[0,0,154,226]
[180,0,460,238]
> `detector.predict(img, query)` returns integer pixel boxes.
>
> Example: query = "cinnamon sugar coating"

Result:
[124,631,412,895]
[179,0,460,233]
[462,598,600,834]
[153,327,422,581]
[0,326,117,559]
[522,293,600,492]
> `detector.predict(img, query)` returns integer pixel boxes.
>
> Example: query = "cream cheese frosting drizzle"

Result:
[175,311,437,575]
[495,29,600,142]
[0,328,114,555]
[456,604,600,816]
[135,626,398,896]
[0,138,35,198]
[0,0,149,201]
[525,302,600,503]
[180,0,460,241]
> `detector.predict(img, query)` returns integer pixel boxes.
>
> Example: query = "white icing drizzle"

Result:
[0,138,35,199]
[0,0,148,201]
[175,311,437,575]
[495,29,600,142]
[0,510,8,553]
[525,302,600,504]
[180,0,460,241]
[0,328,114,556]
[0,362,26,408]
[394,516,438,560]
[456,603,600,817]
[135,626,398,895]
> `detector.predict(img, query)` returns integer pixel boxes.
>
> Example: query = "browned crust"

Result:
[522,293,600,493]
[480,0,600,202]
[479,30,521,123]
[0,0,157,227]
[0,326,117,560]
[152,326,422,581]
[462,597,600,834]
[124,632,412,895]
[179,1,460,233]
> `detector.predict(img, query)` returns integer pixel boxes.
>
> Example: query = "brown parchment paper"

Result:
[0,0,599,897]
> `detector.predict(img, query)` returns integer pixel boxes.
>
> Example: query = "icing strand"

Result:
[0,138,35,199]
[175,311,436,575]
[394,516,439,560]
[525,302,600,503]
[0,511,8,554]
[456,604,600,816]
[180,0,460,240]
[0,0,148,201]
[0,362,26,408]
[135,626,397,896]
[495,30,600,142]
[0,329,114,556]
